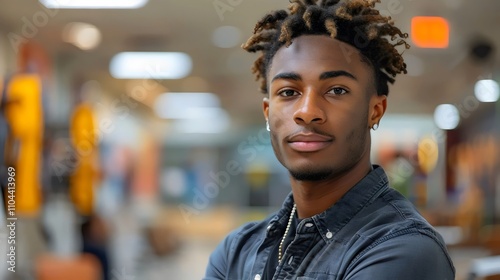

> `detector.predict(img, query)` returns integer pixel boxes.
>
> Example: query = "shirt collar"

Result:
[266,193,296,237]
[268,165,389,242]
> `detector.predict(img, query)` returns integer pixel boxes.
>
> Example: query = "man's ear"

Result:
[263,97,270,121]
[369,94,387,127]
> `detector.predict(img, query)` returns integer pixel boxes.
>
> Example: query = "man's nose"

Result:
[292,90,326,125]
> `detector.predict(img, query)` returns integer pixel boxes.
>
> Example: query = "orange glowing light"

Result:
[411,16,449,49]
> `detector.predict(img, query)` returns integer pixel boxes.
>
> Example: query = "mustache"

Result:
[285,127,335,142]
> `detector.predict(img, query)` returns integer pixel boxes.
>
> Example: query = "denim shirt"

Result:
[204,166,455,280]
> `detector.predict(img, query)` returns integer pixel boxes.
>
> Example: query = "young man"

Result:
[205,0,455,279]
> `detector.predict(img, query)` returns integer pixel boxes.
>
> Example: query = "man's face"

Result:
[263,35,386,181]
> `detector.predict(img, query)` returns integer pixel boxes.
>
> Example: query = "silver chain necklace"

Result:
[278,203,297,263]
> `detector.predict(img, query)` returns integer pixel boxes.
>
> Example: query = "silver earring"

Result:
[372,123,379,130]
[266,120,270,132]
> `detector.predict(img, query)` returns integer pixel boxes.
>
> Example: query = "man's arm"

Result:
[345,233,455,280]
[204,234,232,280]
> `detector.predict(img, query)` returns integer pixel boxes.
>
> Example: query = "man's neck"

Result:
[291,162,372,219]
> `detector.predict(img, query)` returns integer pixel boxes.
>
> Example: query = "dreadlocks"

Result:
[242,0,410,95]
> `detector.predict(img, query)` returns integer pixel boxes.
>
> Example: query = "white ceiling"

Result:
[0,0,499,128]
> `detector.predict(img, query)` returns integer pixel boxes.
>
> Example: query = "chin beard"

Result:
[288,169,332,181]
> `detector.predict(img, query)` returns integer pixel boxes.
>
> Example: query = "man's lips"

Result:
[287,133,333,152]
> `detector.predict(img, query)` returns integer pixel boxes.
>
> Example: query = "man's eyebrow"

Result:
[319,70,357,81]
[271,72,302,82]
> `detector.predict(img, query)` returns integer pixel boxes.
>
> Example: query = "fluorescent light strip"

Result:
[40,0,148,9]
[153,92,231,133]
[110,52,192,79]
[154,92,220,119]
[173,113,231,134]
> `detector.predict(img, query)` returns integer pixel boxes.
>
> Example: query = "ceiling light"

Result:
[212,26,242,48]
[154,92,220,119]
[62,22,101,51]
[40,0,148,9]
[153,92,230,133]
[434,104,459,130]
[110,52,192,79]
[173,111,230,134]
[474,79,499,103]
[411,16,449,49]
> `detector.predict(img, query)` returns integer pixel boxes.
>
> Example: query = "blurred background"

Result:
[0,0,499,279]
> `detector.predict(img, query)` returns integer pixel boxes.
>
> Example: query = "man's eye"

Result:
[278,89,299,97]
[328,87,348,95]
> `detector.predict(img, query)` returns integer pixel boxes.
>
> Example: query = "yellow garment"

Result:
[4,74,43,216]
[70,104,99,215]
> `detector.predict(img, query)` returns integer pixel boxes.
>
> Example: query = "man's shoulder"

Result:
[354,187,443,242]
[347,189,455,275]
[374,186,431,223]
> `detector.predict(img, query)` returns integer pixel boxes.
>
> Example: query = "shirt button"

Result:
[266,224,276,234]
[254,274,261,280]
[305,223,313,228]
[326,231,333,239]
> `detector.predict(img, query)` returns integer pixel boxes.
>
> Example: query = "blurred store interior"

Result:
[0,0,500,279]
